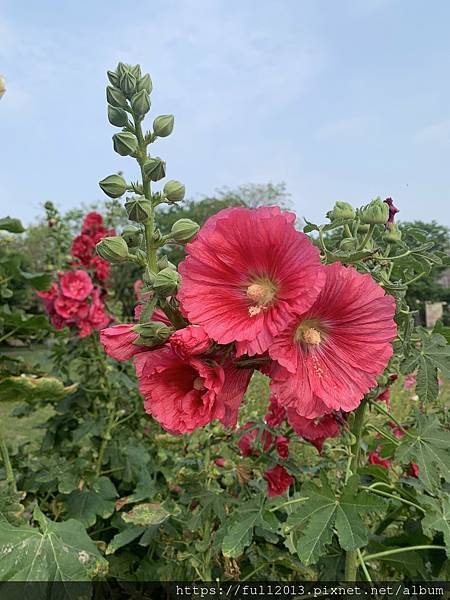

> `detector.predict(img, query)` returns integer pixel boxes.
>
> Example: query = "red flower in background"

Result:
[237,422,273,457]
[264,394,286,428]
[82,211,104,231]
[178,206,325,357]
[368,450,391,469]
[269,263,397,418]
[275,436,290,459]
[287,409,341,452]
[264,465,294,497]
[60,270,93,301]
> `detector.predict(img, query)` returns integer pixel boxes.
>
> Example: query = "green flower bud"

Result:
[99,174,128,198]
[116,62,129,78]
[96,236,129,263]
[153,114,174,137]
[131,89,151,117]
[0,75,6,100]
[357,223,370,233]
[121,225,142,248]
[132,321,173,347]
[171,218,200,243]
[107,70,120,87]
[106,86,127,108]
[130,64,142,79]
[360,198,389,225]
[327,201,355,221]
[157,256,176,270]
[137,73,153,94]
[163,180,185,203]
[119,71,137,98]
[124,196,153,223]
[339,238,358,252]
[383,223,402,243]
[113,132,138,156]
[143,157,166,182]
[107,105,129,128]
[153,267,180,297]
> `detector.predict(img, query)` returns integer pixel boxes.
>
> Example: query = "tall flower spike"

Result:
[178,206,325,356]
[269,262,397,418]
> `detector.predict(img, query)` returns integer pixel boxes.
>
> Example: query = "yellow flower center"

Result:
[246,280,276,317]
[295,322,322,346]
[193,377,205,391]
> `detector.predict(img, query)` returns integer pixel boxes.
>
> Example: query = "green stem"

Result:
[268,496,309,512]
[344,224,353,238]
[344,399,367,581]
[0,427,16,492]
[369,400,413,437]
[361,486,425,513]
[358,224,375,251]
[363,545,445,562]
[357,548,372,582]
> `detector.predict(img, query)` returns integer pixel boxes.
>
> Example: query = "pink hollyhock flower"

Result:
[377,388,390,406]
[368,450,391,469]
[100,324,141,361]
[275,436,290,459]
[134,346,226,434]
[287,409,341,452]
[264,394,286,427]
[214,458,226,467]
[169,325,212,359]
[237,422,273,457]
[404,373,416,390]
[217,358,253,428]
[71,234,95,265]
[264,465,294,497]
[36,282,58,301]
[54,295,83,319]
[178,206,325,357]
[91,256,110,283]
[60,270,93,301]
[269,263,397,418]
[409,463,419,478]
[82,211,104,231]
[388,421,405,439]
[88,289,110,328]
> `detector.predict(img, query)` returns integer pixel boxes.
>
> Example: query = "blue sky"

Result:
[1,0,450,225]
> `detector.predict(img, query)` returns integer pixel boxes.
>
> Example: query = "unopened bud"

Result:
[108,105,128,128]
[106,86,127,108]
[124,196,153,223]
[383,223,402,243]
[137,73,152,94]
[99,174,128,198]
[96,236,130,263]
[143,157,166,182]
[113,132,138,156]
[171,218,199,243]
[119,71,137,98]
[107,70,120,87]
[327,201,355,221]
[163,180,185,203]
[153,267,180,297]
[121,225,142,248]
[132,321,173,347]
[339,238,358,252]
[360,198,389,225]
[131,89,151,118]
[153,114,174,137]
[357,223,370,233]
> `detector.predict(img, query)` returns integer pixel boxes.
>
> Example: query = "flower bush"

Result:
[0,62,449,586]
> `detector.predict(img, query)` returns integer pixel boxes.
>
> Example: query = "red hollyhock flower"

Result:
[82,211,104,231]
[87,289,110,328]
[54,295,83,319]
[60,270,93,301]
[275,435,290,459]
[217,358,253,428]
[264,465,294,497]
[169,325,212,359]
[91,256,110,283]
[287,409,340,452]
[134,346,226,434]
[368,449,391,469]
[100,324,141,361]
[71,234,95,266]
[237,422,273,457]
[264,394,286,427]
[388,421,405,439]
[377,388,391,406]
[214,458,226,467]
[269,263,397,418]
[178,206,325,357]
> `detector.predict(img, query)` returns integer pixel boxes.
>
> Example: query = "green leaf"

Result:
[0,506,108,581]
[396,415,450,492]
[421,495,450,557]
[221,501,261,558]
[64,477,118,527]
[106,526,144,555]
[0,375,75,404]
[0,217,25,233]
[285,476,384,565]
[122,502,173,527]
[0,482,24,525]
[20,270,53,291]
[325,248,377,265]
